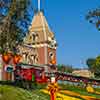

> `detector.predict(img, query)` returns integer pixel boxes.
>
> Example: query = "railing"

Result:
[46,72,100,86]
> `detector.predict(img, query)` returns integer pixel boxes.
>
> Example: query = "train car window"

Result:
[35,70,41,78]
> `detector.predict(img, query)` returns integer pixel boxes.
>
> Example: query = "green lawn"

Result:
[0,83,99,100]
[0,85,50,100]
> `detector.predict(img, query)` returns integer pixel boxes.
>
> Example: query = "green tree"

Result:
[86,8,100,31]
[86,58,96,73]
[0,0,31,53]
[86,8,100,78]
[86,57,100,78]
[57,64,73,73]
[95,56,100,78]
[65,65,74,73]
[57,64,62,71]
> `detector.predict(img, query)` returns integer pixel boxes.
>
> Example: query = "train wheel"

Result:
[26,82,30,90]
[29,82,32,89]
[22,81,30,89]
[22,80,26,89]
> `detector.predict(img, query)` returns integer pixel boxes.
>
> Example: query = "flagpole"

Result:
[38,0,40,11]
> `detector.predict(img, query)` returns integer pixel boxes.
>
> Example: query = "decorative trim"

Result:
[22,43,57,49]
[41,13,48,65]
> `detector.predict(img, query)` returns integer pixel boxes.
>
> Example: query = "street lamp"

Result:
[50,73,56,83]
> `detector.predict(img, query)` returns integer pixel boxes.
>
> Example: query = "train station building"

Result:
[18,10,57,72]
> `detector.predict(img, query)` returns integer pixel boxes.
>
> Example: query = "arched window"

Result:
[32,32,38,42]
[22,52,28,62]
[34,54,38,64]
[32,34,36,41]
[29,53,39,64]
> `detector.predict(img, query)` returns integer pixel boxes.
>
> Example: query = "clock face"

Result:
[49,39,57,48]
[49,52,54,60]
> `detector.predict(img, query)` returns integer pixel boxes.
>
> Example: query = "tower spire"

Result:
[38,0,40,12]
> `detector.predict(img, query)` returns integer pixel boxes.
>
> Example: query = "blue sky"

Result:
[32,0,100,68]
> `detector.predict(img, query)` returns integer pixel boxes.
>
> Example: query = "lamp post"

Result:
[47,73,59,100]
[50,74,56,100]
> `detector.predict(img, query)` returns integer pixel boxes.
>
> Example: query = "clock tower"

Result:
[18,0,57,72]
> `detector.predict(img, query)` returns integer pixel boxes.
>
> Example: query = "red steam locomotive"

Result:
[14,63,48,88]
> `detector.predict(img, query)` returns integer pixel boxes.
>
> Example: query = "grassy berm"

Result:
[0,85,50,100]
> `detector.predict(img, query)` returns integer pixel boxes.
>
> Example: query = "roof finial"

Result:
[38,0,40,12]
